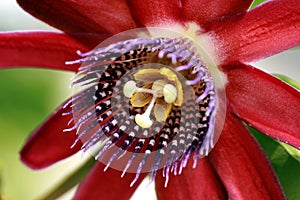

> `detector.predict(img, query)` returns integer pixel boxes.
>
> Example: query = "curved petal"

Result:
[182,0,253,25]
[207,0,300,64]
[223,63,300,149]
[155,158,227,200]
[208,108,285,200]
[20,99,82,169]
[127,0,183,27]
[17,0,137,34]
[0,31,88,72]
[74,162,146,199]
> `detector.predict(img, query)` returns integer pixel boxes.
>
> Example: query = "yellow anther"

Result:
[123,80,137,98]
[163,84,177,103]
[154,98,172,122]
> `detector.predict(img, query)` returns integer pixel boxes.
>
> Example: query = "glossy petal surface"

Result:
[155,158,227,200]
[0,32,87,72]
[209,109,285,200]
[20,100,82,169]
[224,63,300,149]
[17,0,137,34]
[182,0,253,25]
[207,0,300,64]
[127,0,183,26]
[74,162,146,200]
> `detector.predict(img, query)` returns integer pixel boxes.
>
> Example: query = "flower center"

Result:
[67,28,226,187]
[124,67,182,128]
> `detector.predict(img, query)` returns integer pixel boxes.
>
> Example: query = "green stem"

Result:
[39,157,96,200]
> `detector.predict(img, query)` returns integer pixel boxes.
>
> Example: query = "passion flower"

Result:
[1,0,299,199]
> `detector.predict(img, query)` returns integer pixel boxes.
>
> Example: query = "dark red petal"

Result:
[20,99,82,169]
[209,109,285,200]
[67,32,111,49]
[182,0,253,25]
[127,0,183,27]
[74,162,146,200]
[17,0,137,34]
[207,0,300,64]
[0,32,88,72]
[155,158,227,200]
[223,63,300,149]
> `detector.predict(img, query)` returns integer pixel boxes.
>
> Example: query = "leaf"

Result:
[291,46,300,50]
[250,127,300,200]
[250,0,267,9]
[273,74,300,90]
[279,142,300,163]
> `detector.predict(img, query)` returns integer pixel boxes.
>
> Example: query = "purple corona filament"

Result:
[66,36,217,187]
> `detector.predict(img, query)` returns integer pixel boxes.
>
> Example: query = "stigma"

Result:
[66,28,226,187]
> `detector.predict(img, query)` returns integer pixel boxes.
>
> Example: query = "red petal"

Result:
[127,0,183,27]
[17,0,137,34]
[68,32,111,49]
[207,0,300,64]
[74,162,146,199]
[20,99,82,169]
[224,63,300,149]
[0,31,88,72]
[155,158,227,200]
[208,109,285,199]
[182,0,253,25]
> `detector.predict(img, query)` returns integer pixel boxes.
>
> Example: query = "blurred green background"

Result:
[0,69,77,200]
[0,2,81,199]
[0,0,299,199]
